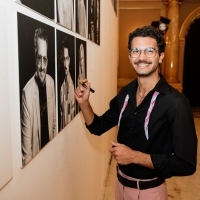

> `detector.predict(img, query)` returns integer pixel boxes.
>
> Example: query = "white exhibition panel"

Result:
[0,4,13,190]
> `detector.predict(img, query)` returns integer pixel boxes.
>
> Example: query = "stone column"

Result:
[164,0,180,83]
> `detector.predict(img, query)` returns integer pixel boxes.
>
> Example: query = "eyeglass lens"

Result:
[130,47,157,58]
[37,55,48,66]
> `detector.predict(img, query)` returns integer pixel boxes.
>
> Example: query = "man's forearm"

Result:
[79,101,94,125]
[132,151,154,169]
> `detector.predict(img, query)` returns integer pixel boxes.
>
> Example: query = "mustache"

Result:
[38,68,46,72]
[134,60,152,65]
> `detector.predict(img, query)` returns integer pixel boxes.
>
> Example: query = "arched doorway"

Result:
[182,17,200,108]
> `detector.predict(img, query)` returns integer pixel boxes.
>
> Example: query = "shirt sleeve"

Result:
[21,88,32,165]
[86,95,121,135]
[151,95,197,178]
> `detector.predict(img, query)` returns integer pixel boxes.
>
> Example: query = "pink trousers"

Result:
[115,170,168,200]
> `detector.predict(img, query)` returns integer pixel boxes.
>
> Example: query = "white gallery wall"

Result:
[0,0,118,199]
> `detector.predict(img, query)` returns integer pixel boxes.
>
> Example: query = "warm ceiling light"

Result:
[159,23,167,31]
[151,16,171,34]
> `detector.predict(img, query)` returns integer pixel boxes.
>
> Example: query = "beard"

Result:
[36,69,46,86]
[133,60,159,78]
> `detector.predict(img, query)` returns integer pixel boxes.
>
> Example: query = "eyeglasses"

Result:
[37,55,48,66]
[129,47,158,58]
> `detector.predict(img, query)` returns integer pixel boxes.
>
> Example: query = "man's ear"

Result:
[128,54,131,63]
[159,52,164,63]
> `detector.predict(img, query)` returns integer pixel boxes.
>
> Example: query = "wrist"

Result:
[79,100,90,110]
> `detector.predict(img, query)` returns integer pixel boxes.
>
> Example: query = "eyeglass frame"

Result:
[36,55,48,66]
[129,47,159,58]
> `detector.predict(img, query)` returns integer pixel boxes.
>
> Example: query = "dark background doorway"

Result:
[183,17,200,108]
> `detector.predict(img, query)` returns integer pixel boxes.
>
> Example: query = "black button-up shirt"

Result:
[86,74,197,179]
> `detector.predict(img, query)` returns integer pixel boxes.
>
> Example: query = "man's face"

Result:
[63,47,70,77]
[35,38,48,86]
[129,36,164,77]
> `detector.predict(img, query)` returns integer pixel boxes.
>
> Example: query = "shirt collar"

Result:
[124,73,171,96]
[154,74,171,95]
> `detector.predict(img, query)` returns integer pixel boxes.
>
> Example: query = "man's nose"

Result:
[41,58,46,68]
[138,50,147,59]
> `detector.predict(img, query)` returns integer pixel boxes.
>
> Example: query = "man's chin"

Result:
[136,68,158,78]
[136,71,150,77]
[38,77,46,86]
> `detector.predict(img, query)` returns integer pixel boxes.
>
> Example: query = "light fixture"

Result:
[151,16,171,35]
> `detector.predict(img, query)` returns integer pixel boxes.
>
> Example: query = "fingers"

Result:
[74,80,92,107]
[108,147,115,153]
[81,80,91,92]
[75,79,90,98]
[75,85,84,98]
[79,79,91,92]
[109,141,122,153]
[111,141,123,147]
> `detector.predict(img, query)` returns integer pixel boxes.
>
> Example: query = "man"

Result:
[75,26,197,199]
[77,0,87,37]
[21,28,56,166]
[60,36,76,130]
[96,0,100,44]
[57,0,74,31]
[77,43,86,84]
[77,43,86,113]
[88,0,95,42]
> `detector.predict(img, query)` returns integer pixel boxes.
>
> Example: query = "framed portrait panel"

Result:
[57,0,75,31]
[18,12,56,167]
[75,0,87,38]
[88,0,100,45]
[75,38,87,114]
[111,0,118,16]
[16,0,54,20]
[0,5,13,190]
[56,30,77,131]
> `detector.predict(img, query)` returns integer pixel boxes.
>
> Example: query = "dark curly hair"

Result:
[128,26,166,54]
[63,35,71,50]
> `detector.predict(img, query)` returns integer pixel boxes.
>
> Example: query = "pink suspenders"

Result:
[118,91,159,140]
[118,94,129,126]
[144,91,159,140]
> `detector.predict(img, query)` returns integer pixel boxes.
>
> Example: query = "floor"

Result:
[103,117,200,200]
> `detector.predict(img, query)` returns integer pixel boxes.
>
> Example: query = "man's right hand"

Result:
[75,79,91,105]
[75,79,95,125]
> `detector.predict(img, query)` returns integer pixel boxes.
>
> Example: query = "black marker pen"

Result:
[78,80,95,93]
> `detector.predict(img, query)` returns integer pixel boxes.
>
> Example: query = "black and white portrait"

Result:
[88,0,100,45]
[18,13,56,166]
[57,30,76,131]
[57,0,75,31]
[75,0,87,37]
[75,38,87,114]
[111,0,118,16]
[16,0,54,20]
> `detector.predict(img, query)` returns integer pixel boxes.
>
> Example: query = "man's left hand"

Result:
[109,141,136,165]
